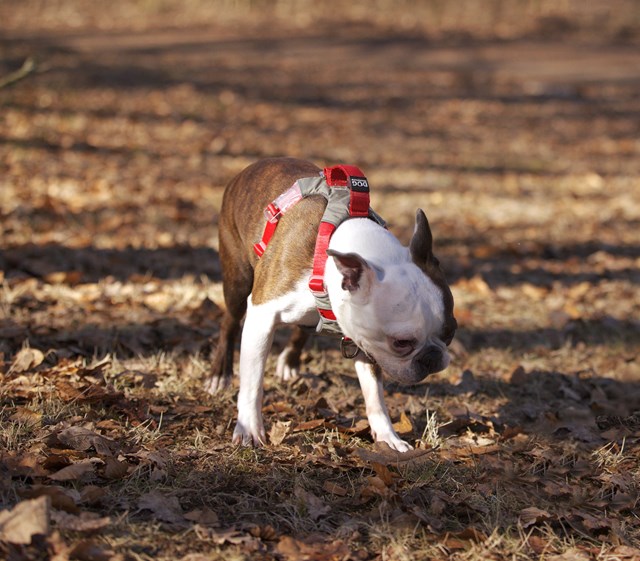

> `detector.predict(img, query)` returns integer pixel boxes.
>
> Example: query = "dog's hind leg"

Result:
[276,326,309,382]
[205,225,254,394]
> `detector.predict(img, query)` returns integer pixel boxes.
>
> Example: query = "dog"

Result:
[205,158,456,452]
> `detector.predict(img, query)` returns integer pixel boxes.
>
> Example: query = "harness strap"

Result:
[253,164,375,336]
[324,165,370,218]
[253,203,281,257]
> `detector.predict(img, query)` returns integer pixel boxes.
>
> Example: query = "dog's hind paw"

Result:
[204,374,230,394]
[275,349,300,382]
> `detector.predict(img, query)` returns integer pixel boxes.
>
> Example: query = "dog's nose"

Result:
[414,344,444,375]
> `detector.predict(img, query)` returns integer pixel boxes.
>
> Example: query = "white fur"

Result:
[326,219,448,383]
[232,218,448,451]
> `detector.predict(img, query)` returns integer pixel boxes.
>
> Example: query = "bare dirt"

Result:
[1,2,639,560]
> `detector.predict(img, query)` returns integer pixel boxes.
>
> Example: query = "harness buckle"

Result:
[253,241,267,257]
[308,274,326,295]
[264,202,281,222]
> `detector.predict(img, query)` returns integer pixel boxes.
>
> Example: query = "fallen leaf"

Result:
[57,426,115,456]
[0,496,50,544]
[9,406,43,426]
[183,508,219,526]
[546,547,591,561]
[194,526,256,546]
[527,535,552,555]
[269,420,292,446]
[336,417,370,436]
[276,536,351,561]
[360,475,396,500]
[103,458,129,480]
[371,462,398,486]
[9,347,45,373]
[51,510,111,532]
[322,481,348,496]
[392,411,414,435]
[19,485,80,513]
[70,539,122,561]
[49,460,96,482]
[292,419,327,432]
[443,526,487,550]
[609,546,640,559]
[519,506,552,528]
[294,486,330,521]
[355,444,432,466]
[138,490,185,524]
[80,486,108,506]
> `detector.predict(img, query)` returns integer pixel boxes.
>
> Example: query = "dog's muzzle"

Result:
[413,344,448,378]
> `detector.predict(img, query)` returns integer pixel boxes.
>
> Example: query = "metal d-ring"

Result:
[340,337,360,359]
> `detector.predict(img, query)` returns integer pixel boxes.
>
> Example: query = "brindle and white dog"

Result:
[206,158,456,452]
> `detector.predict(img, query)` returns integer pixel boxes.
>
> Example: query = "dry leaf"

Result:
[322,481,348,496]
[70,539,123,561]
[138,490,185,524]
[443,526,487,549]
[519,506,552,528]
[10,347,45,373]
[527,535,552,555]
[103,458,129,480]
[371,462,398,486]
[194,526,256,546]
[49,460,96,482]
[355,443,432,465]
[392,411,414,435]
[337,417,370,436]
[609,546,640,559]
[547,547,591,561]
[292,419,327,432]
[19,485,80,513]
[80,486,108,506]
[360,475,396,500]
[294,486,330,521]
[0,496,50,544]
[269,420,292,446]
[183,508,219,526]
[9,406,43,426]
[276,536,350,560]
[57,426,115,456]
[51,510,111,532]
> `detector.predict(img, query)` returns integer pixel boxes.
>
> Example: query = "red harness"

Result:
[253,164,371,332]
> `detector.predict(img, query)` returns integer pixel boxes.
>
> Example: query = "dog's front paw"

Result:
[204,374,230,395]
[232,419,267,447]
[373,430,413,453]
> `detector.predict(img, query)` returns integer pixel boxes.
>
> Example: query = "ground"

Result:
[0,1,639,560]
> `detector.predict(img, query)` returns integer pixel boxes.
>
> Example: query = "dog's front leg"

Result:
[232,300,275,446]
[354,357,413,453]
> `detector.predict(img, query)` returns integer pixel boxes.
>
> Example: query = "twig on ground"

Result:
[0,57,37,89]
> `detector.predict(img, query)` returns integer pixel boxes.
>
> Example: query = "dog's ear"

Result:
[327,249,382,296]
[410,209,438,268]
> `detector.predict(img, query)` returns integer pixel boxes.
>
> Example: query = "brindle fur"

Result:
[210,158,326,389]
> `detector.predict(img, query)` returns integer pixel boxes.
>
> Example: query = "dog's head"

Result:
[326,210,456,385]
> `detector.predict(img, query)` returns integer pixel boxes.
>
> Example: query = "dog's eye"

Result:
[391,338,416,356]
